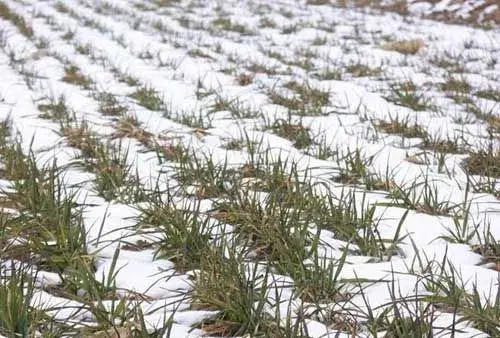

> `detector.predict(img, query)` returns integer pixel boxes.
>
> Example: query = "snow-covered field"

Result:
[358,0,500,27]
[0,0,499,337]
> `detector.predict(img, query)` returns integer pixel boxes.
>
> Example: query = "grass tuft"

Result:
[62,65,92,89]
[465,148,500,178]
[266,119,313,149]
[95,92,128,117]
[375,117,428,139]
[129,86,163,111]
[382,38,424,55]
[346,63,382,77]
[386,81,431,111]
[0,2,33,38]
[212,18,252,35]
[38,96,70,121]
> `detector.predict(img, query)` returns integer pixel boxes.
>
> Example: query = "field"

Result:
[354,0,500,27]
[0,0,499,337]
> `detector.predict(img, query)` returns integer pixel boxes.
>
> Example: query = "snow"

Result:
[0,0,499,336]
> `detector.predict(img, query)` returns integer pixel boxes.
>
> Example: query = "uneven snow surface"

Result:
[372,0,500,26]
[0,0,499,337]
